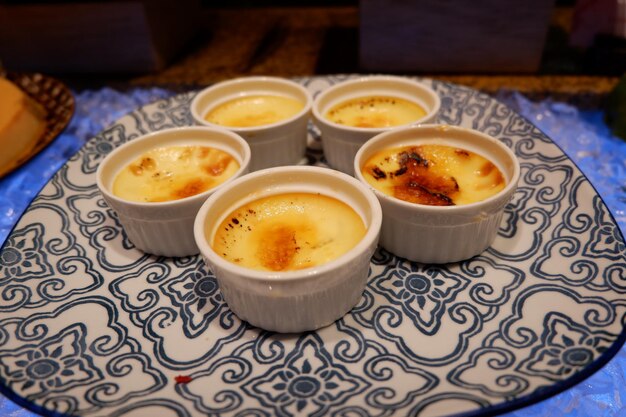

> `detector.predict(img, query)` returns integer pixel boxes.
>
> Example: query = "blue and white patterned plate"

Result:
[1,76,625,417]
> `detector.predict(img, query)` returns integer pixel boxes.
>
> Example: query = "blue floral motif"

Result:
[584,196,626,260]
[531,236,598,287]
[0,223,52,284]
[433,82,475,126]
[370,262,469,335]
[80,124,129,174]
[497,186,534,240]
[134,95,193,132]
[243,335,369,416]
[0,324,102,399]
[160,268,225,338]
[448,345,528,397]
[517,313,615,381]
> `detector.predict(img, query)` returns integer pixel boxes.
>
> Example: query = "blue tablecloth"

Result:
[1,87,625,417]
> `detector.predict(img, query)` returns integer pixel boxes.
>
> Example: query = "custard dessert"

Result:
[113,145,239,202]
[212,192,366,272]
[325,95,426,128]
[362,144,505,206]
[204,94,304,128]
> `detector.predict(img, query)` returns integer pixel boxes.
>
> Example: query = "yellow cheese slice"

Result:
[0,78,47,175]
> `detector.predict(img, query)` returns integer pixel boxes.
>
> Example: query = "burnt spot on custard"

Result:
[371,166,387,180]
[395,169,458,206]
[129,157,156,176]
[171,178,212,200]
[394,182,454,206]
[476,161,503,184]
[477,161,494,177]
[203,152,234,177]
[362,144,508,206]
[476,162,505,189]
[212,193,367,272]
[393,166,407,176]
[198,147,211,158]
[398,150,429,168]
[257,224,300,271]
[368,146,459,206]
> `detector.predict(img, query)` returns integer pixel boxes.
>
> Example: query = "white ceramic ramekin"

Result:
[354,124,520,264]
[193,166,382,333]
[190,76,313,171]
[312,75,440,175]
[96,126,251,257]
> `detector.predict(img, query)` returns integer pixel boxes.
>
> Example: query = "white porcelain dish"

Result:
[194,165,382,332]
[354,124,520,264]
[190,76,313,171]
[312,75,440,175]
[1,77,625,417]
[96,126,251,257]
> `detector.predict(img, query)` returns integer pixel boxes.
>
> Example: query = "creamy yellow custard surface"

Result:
[204,94,304,127]
[362,144,505,206]
[212,193,367,272]
[325,95,426,128]
[113,145,239,202]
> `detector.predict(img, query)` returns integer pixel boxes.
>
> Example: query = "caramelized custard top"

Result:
[113,145,239,202]
[205,94,304,128]
[325,95,426,128]
[361,144,505,206]
[212,192,366,272]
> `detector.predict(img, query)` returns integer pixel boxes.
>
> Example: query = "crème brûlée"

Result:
[325,95,426,128]
[362,144,505,206]
[204,94,304,128]
[212,192,367,272]
[112,145,239,202]
[0,78,47,176]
